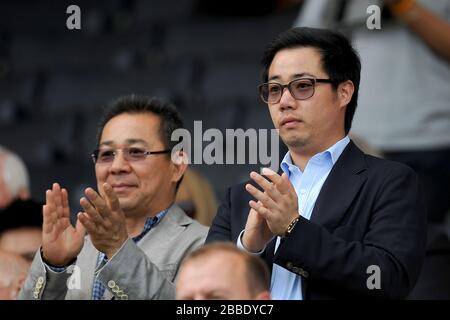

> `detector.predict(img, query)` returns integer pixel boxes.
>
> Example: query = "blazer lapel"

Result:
[133,204,191,267]
[104,205,190,299]
[310,141,368,229]
[266,141,368,299]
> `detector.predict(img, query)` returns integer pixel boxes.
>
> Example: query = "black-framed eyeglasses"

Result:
[91,147,171,164]
[258,78,333,104]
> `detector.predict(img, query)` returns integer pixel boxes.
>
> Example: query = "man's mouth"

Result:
[111,184,137,192]
[280,117,303,128]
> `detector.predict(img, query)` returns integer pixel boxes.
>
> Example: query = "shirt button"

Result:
[286,262,293,269]
[33,293,39,299]
[120,294,128,300]
[300,188,307,194]
[112,285,120,293]
[108,280,116,288]
[37,276,44,285]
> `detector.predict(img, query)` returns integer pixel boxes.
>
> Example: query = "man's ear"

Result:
[337,80,355,111]
[171,150,188,185]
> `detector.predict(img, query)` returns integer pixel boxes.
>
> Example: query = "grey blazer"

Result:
[18,204,208,300]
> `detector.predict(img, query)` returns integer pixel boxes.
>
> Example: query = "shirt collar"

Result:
[281,136,350,176]
[132,209,168,243]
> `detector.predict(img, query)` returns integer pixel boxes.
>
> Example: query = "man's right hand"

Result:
[241,204,274,253]
[42,183,86,266]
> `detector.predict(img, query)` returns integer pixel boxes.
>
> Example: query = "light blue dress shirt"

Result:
[237,136,350,300]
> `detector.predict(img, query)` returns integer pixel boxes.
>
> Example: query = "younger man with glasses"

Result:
[206,27,427,299]
[19,95,208,300]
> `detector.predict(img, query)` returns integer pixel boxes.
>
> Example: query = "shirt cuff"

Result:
[39,249,73,273]
[236,229,266,255]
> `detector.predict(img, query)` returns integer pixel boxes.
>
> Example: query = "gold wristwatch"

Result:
[282,216,300,238]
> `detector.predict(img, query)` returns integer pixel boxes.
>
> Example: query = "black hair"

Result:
[261,27,361,134]
[97,95,184,150]
[97,95,184,190]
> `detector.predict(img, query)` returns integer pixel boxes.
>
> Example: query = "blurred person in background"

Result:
[0,200,42,264]
[0,146,42,265]
[294,0,450,299]
[175,168,218,226]
[294,0,450,225]
[0,250,30,300]
[0,146,30,209]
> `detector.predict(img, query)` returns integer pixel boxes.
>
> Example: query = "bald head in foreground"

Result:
[176,242,271,300]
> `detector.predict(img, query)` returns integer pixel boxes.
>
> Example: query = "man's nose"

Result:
[109,152,131,174]
[279,87,297,110]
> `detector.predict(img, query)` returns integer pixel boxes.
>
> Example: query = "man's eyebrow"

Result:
[99,141,114,147]
[99,139,149,147]
[125,139,149,146]
[207,289,231,296]
[268,72,315,81]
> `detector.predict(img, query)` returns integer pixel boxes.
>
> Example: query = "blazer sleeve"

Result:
[18,250,71,300]
[274,164,427,299]
[96,222,207,300]
[95,239,175,300]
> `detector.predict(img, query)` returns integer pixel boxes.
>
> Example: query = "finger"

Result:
[262,168,292,195]
[245,183,275,209]
[103,183,121,212]
[80,197,104,227]
[52,183,63,219]
[75,213,87,237]
[61,188,71,219]
[42,203,55,234]
[46,189,57,226]
[84,188,109,218]
[250,171,281,202]
[249,200,270,218]
[78,212,97,234]
[260,167,283,185]
[279,172,296,194]
[54,217,71,236]
[45,188,55,212]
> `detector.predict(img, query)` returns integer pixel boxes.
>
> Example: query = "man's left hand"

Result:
[78,183,129,259]
[246,168,299,237]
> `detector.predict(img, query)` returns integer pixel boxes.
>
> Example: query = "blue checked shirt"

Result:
[91,209,168,300]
